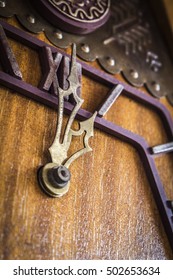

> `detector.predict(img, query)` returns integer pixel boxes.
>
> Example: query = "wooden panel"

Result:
[0,17,173,260]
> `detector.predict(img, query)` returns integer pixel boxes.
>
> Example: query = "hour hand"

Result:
[38,44,96,197]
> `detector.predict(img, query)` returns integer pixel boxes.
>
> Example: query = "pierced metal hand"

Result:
[38,44,96,197]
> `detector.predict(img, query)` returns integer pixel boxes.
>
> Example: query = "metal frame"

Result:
[0,20,172,250]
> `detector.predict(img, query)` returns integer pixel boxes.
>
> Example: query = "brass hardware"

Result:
[81,44,90,53]
[54,30,63,40]
[27,14,35,24]
[38,44,96,197]
[38,163,71,197]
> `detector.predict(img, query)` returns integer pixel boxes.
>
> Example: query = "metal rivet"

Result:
[130,69,139,79]
[54,30,63,40]
[81,44,90,53]
[152,82,160,91]
[27,15,35,24]
[107,57,115,67]
[0,0,6,7]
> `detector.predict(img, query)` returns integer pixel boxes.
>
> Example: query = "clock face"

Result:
[0,5,173,260]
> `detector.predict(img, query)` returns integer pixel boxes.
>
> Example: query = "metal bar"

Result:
[0,24,22,79]
[151,142,173,155]
[97,84,124,117]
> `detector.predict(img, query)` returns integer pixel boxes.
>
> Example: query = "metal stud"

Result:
[152,81,160,91]
[0,0,6,7]
[27,15,35,24]
[81,44,90,53]
[54,30,63,40]
[107,57,115,67]
[130,69,139,79]
[48,165,71,189]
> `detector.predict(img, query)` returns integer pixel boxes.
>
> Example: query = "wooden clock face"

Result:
[0,5,173,259]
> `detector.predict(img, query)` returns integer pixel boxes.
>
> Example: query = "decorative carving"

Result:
[146,51,162,72]
[0,0,173,104]
[32,0,110,34]
[48,0,110,22]
[103,3,151,55]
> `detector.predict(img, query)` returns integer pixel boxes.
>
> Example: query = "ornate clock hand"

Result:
[37,46,124,197]
[38,44,97,197]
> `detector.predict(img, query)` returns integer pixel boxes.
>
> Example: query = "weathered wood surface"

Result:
[0,17,173,260]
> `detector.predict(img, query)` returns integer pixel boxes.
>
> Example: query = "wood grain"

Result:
[0,17,173,260]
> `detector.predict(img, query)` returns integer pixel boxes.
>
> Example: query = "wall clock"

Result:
[0,0,173,260]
